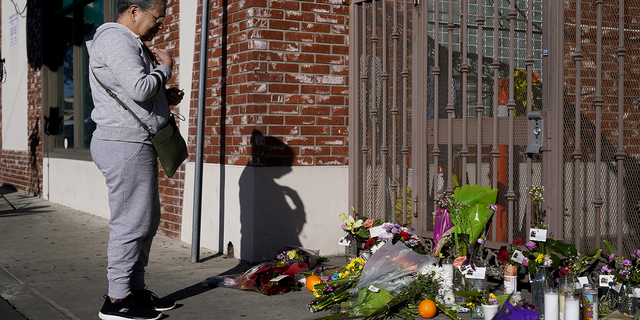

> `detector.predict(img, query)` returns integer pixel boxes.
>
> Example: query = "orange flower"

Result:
[504,264,518,276]
[453,256,467,269]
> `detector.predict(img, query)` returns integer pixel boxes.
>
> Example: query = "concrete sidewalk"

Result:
[0,188,345,320]
[0,188,481,320]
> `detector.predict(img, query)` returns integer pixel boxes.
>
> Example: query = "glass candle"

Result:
[442,258,454,285]
[544,287,559,320]
[564,292,580,320]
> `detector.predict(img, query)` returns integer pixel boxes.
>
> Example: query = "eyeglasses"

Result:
[144,10,165,25]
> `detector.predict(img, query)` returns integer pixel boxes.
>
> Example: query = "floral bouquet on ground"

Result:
[308,256,367,312]
[273,246,327,270]
[312,242,437,320]
[204,262,305,296]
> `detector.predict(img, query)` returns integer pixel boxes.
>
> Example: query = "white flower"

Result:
[370,241,385,254]
[443,292,456,306]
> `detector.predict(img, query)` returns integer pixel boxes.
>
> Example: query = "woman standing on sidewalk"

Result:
[87,1,183,319]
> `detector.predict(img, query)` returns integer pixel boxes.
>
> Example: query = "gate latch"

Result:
[526,111,544,154]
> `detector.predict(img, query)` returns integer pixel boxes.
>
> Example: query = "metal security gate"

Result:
[349,0,640,256]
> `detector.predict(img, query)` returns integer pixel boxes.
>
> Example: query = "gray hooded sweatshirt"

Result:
[87,22,172,143]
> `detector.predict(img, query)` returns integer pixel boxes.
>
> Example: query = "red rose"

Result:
[498,249,510,263]
[559,265,570,276]
[398,231,412,240]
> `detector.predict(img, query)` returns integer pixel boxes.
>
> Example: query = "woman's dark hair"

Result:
[117,0,168,16]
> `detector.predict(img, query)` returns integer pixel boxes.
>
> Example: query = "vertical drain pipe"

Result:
[192,0,211,263]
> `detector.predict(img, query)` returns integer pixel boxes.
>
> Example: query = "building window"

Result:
[45,0,113,153]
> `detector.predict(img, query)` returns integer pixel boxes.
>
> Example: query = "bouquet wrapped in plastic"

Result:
[350,241,436,316]
[204,262,306,295]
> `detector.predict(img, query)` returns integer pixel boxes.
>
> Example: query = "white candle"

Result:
[544,288,559,320]
[565,294,580,320]
[442,263,454,284]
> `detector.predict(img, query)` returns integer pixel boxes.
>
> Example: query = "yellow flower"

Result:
[536,253,544,263]
[490,293,497,300]
[287,250,297,260]
[467,302,475,307]
[439,252,445,258]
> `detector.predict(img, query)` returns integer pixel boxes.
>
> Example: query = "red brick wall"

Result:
[0,65,42,196]
[151,0,185,238]
[191,0,350,167]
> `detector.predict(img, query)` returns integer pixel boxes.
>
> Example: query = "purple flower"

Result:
[620,269,631,276]
[478,239,484,244]
[634,249,640,258]
[525,241,536,251]
[601,265,611,273]
[609,253,617,263]
[621,259,632,267]
[378,232,393,242]
[522,258,529,267]
[341,223,346,230]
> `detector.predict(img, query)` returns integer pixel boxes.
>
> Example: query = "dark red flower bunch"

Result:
[398,231,412,240]
[365,237,379,249]
[559,265,570,276]
[513,238,523,246]
[498,249,510,263]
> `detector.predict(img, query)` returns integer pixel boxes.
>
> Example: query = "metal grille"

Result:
[351,1,414,224]
[563,0,640,256]
[350,0,640,255]
[410,0,544,246]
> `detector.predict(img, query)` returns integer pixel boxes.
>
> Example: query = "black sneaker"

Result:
[132,289,176,311]
[98,294,162,320]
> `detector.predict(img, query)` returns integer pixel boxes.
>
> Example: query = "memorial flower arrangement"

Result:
[433,185,498,260]
[339,208,383,243]
[273,246,327,269]
[364,223,427,255]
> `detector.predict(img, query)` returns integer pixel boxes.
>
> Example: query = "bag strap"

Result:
[91,71,153,137]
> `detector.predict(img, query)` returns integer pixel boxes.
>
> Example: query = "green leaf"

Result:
[552,241,576,258]
[453,185,498,244]
[603,240,618,255]
[453,290,483,297]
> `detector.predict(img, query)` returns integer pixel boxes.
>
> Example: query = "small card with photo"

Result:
[599,274,615,288]
[338,237,351,246]
[463,266,487,279]
[529,228,547,242]
[511,250,525,264]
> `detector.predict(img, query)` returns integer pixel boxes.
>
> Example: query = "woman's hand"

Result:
[166,87,184,106]
[152,47,173,69]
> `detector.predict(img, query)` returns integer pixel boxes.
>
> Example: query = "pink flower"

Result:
[525,242,536,251]
[364,219,374,228]
[522,258,529,267]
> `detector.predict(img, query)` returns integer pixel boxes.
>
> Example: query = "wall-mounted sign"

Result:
[9,12,18,46]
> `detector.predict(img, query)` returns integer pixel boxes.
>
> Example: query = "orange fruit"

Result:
[418,299,437,318]
[305,275,322,292]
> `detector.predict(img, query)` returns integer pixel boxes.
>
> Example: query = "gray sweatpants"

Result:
[91,137,161,299]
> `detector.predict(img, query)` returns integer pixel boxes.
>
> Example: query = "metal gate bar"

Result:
[615,0,625,252]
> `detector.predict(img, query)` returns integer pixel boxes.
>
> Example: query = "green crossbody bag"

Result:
[92,73,188,178]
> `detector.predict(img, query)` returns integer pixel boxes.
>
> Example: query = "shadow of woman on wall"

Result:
[239,130,306,262]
